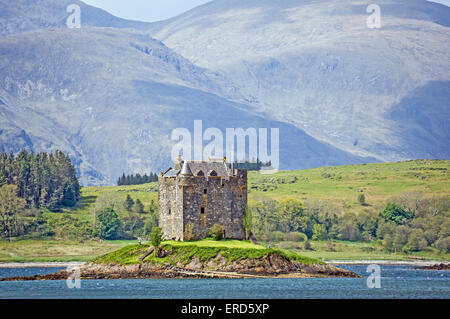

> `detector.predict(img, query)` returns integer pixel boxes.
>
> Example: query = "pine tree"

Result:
[124,194,134,212]
[134,199,145,214]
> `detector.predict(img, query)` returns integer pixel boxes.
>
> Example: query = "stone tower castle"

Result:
[158,156,247,241]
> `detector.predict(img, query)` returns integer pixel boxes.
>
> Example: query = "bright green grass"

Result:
[248,160,450,215]
[92,241,324,266]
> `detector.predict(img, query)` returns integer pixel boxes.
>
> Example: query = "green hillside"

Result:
[53,159,450,219]
[1,160,449,262]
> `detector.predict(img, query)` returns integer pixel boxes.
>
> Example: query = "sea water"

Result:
[0,265,448,299]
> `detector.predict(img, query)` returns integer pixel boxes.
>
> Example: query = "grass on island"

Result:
[91,239,324,266]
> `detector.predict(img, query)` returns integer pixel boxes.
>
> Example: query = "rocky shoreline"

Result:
[0,253,360,281]
[415,263,450,271]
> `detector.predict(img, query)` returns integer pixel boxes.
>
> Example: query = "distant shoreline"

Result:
[327,260,449,266]
[0,260,448,268]
[0,262,85,268]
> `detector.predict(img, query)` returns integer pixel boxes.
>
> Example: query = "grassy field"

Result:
[1,160,448,263]
[41,159,450,225]
[248,159,450,215]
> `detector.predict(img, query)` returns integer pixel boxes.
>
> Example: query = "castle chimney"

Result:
[180,160,193,176]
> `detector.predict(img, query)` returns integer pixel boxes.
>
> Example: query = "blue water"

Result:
[0,265,448,299]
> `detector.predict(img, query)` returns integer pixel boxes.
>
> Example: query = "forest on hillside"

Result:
[0,149,80,237]
[246,194,450,254]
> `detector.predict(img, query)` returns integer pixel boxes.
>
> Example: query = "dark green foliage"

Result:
[124,194,134,212]
[0,150,80,210]
[134,199,145,214]
[232,159,271,171]
[381,203,414,225]
[117,172,158,186]
[97,207,121,240]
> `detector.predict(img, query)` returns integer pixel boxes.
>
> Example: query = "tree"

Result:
[124,195,134,212]
[312,223,327,241]
[435,237,450,253]
[134,199,145,214]
[358,193,366,205]
[97,207,121,240]
[393,225,410,252]
[0,184,26,238]
[381,203,414,225]
[150,227,162,252]
[405,229,428,252]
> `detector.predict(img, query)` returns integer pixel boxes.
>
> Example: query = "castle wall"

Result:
[158,176,184,240]
[158,167,247,241]
[182,170,247,240]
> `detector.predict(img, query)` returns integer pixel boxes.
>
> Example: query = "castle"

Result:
[158,156,247,241]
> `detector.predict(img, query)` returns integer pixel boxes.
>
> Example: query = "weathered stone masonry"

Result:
[158,156,247,241]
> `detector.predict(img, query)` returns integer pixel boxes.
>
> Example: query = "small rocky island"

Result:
[0,243,360,281]
[415,263,450,271]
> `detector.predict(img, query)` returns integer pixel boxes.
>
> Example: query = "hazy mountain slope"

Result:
[148,0,450,161]
[0,0,152,36]
[0,26,375,185]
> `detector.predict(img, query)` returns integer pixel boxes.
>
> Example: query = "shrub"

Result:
[268,231,285,242]
[358,193,366,205]
[97,207,121,240]
[304,240,312,250]
[405,229,428,252]
[312,224,327,241]
[208,224,225,240]
[435,237,450,253]
[150,227,162,250]
[284,232,306,242]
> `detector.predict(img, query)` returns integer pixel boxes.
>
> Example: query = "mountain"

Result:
[0,1,378,185]
[148,0,450,162]
[0,0,152,36]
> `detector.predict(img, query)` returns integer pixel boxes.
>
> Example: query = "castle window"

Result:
[209,170,218,176]
[168,208,171,215]
[204,189,207,194]
[201,207,205,215]
[197,170,204,176]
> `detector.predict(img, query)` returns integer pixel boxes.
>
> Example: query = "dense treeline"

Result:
[232,159,272,171]
[0,150,80,209]
[247,193,450,253]
[117,172,158,186]
[42,195,158,241]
